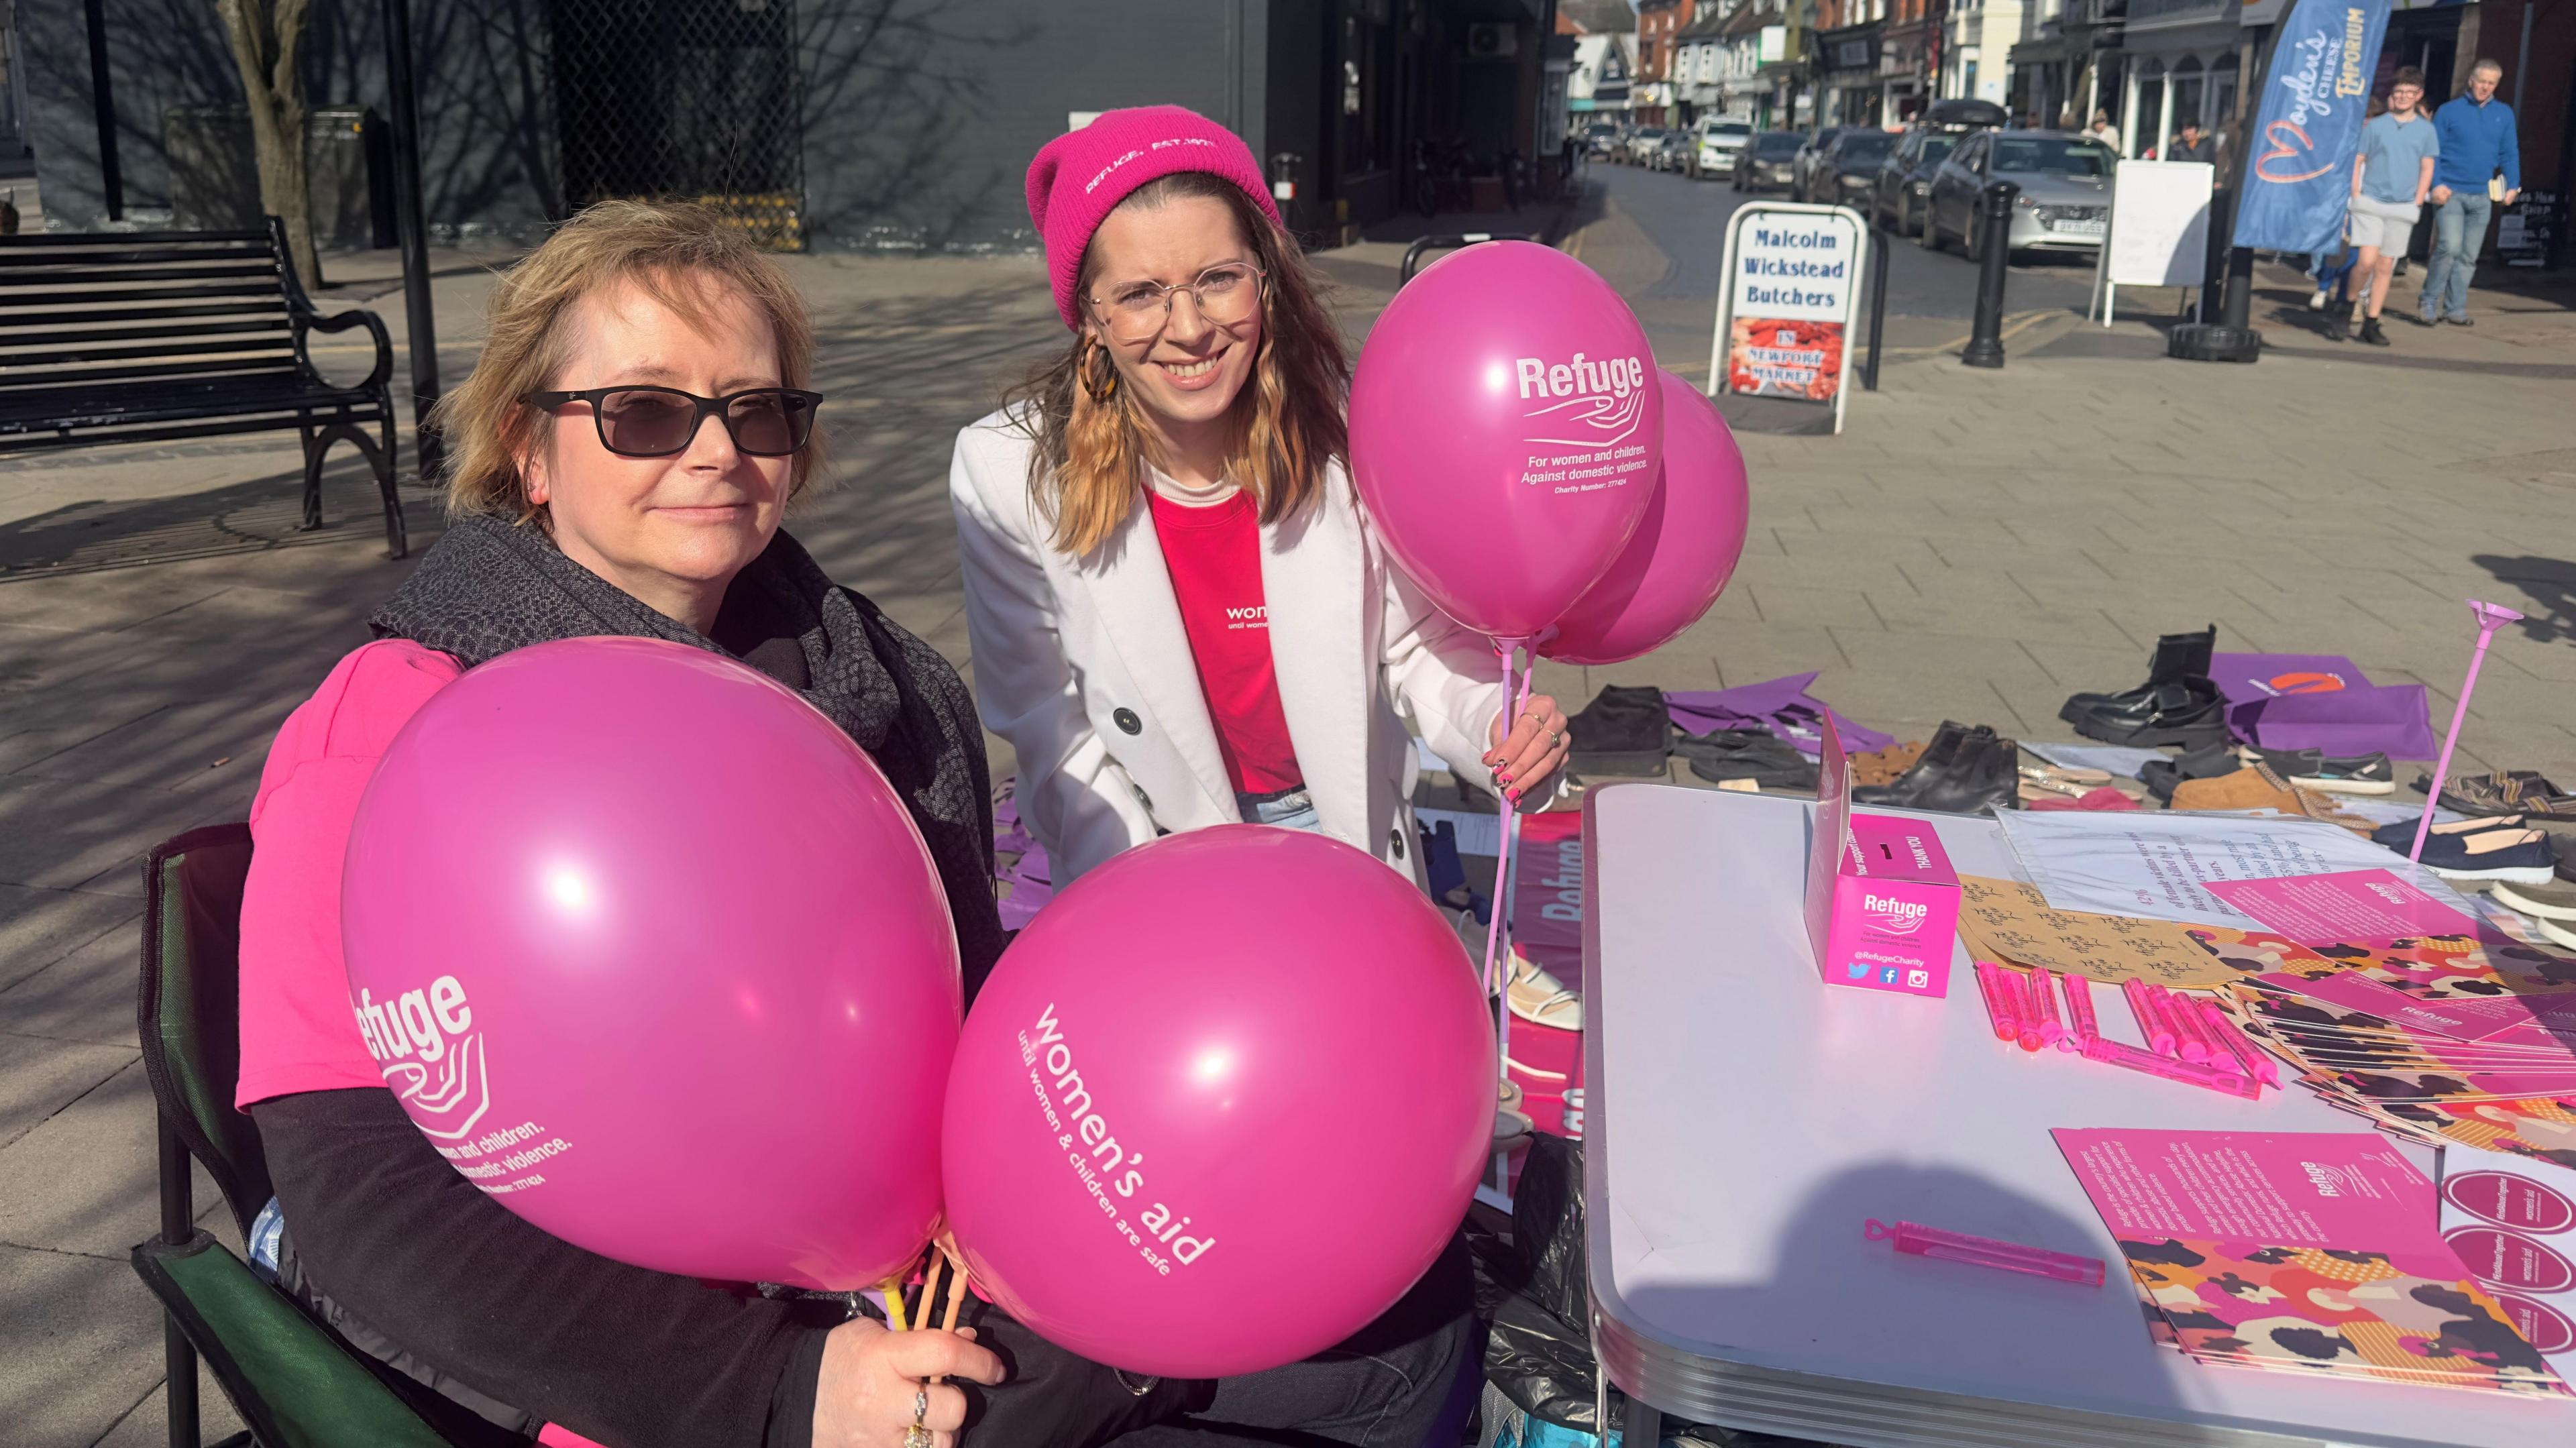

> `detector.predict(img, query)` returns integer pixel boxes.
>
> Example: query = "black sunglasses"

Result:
[524,386,823,459]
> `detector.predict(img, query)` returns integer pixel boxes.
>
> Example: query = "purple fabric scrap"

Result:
[2209,652,2438,759]
[1664,673,1895,757]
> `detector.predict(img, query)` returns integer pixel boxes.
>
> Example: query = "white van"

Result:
[1692,119,1755,180]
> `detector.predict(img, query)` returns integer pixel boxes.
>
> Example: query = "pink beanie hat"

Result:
[1025,105,1283,331]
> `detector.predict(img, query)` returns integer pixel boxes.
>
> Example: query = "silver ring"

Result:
[913,1388,928,1425]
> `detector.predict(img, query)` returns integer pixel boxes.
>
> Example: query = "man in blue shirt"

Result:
[2418,58,2523,327]
[2345,68,2438,346]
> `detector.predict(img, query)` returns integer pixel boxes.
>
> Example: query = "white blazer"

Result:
[949,408,1507,886]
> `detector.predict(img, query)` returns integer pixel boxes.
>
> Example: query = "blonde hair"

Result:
[435,199,824,522]
[1004,173,1349,557]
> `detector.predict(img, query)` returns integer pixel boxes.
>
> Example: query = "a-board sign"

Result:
[2091,160,2213,324]
[1707,202,1866,434]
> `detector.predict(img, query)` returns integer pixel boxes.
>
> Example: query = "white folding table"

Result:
[1579,783,2576,1448]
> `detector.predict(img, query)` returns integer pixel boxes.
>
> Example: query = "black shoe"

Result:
[1675,727,1820,790]
[2446,315,2475,327]
[2340,309,2357,341]
[2059,625,2216,716]
[1851,721,2021,815]
[2139,740,2242,803]
[2251,748,2394,794]
[2061,679,2229,750]
[2359,317,2390,346]
[1566,685,1672,777]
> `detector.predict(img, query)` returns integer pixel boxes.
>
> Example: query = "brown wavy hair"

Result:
[1005,174,1349,557]
[434,199,824,524]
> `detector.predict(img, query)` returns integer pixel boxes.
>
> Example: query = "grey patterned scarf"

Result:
[372,513,1007,989]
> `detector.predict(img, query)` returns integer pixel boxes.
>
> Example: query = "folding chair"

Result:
[133,823,460,1447]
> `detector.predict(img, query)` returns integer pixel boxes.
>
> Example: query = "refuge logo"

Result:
[1860,893,1927,937]
[354,974,491,1141]
[1513,352,1648,446]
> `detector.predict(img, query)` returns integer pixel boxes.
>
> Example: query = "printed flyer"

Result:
[2443,1155,2576,1384]
[2053,1128,2565,1394]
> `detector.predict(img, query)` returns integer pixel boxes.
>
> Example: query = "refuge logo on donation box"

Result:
[1803,714,1960,997]
[1709,203,1866,433]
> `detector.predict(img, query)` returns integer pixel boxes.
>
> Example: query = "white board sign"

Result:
[1708,202,1867,434]
[2092,161,2213,324]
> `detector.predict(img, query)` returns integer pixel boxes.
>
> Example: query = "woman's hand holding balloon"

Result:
[810,1319,1002,1448]
[1483,693,1570,810]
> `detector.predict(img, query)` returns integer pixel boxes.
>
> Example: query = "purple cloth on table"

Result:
[2208,652,2438,759]
[1664,673,1895,757]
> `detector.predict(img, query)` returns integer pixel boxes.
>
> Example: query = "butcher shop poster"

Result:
[1711,203,1867,432]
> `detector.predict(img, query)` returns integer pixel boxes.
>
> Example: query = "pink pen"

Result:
[2159,987,2215,1064]
[1864,1219,2105,1287]
[1972,962,2019,1042]
[2082,1035,2261,1099]
[2198,1000,2280,1088]
[2123,979,2176,1056]
[2027,964,2069,1050]
[1998,970,2046,1053]
[2060,972,2099,1046]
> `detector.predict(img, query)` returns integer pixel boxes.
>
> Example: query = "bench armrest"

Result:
[294,305,395,395]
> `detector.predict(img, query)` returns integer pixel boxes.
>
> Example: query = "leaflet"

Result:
[1994,811,2477,928]
[2442,1155,2576,1385]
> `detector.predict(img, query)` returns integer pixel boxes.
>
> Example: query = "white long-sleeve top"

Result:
[948,408,1508,886]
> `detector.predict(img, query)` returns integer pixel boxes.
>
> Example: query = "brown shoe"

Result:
[2169,763,2304,816]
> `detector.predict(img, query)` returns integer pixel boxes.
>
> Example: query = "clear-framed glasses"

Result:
[1086,263,1267,343]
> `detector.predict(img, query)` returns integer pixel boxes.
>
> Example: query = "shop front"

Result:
[1816,22,1886,128]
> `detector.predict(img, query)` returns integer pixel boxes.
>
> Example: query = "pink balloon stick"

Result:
[2409,600,2526,863]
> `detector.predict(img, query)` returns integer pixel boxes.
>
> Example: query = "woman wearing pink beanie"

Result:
[950,104,1567,885]
[944,105,1524,1445]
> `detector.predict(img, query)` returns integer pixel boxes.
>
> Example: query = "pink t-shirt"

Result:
[235,639,464,1110]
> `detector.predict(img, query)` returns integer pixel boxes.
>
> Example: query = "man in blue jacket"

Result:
[2419,58,2522,327]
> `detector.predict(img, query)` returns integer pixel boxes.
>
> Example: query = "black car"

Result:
[1870,126,1962,235]
[1817,130,1896,211]
[1733,131,1805,193]
[1789,127,1856,203]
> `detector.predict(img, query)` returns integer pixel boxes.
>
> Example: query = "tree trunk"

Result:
[216,0,320,288]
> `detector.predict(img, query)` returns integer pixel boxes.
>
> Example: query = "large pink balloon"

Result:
[943,826,1493,1378]
[1542,372,1750,665]
[342,637,960,1290]
[1350,241,1661,641]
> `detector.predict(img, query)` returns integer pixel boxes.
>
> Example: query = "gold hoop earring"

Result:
[1079,337,1120,404]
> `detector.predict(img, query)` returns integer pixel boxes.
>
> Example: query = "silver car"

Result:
[1919,129,2116,260]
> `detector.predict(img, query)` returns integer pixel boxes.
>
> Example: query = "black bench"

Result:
[0,216,407,558]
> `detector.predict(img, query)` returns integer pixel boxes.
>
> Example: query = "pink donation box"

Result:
[1803,714,1960,997]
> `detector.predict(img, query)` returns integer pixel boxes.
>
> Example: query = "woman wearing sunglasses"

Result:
[232,201,1010,1448]
[951,105,1570,891]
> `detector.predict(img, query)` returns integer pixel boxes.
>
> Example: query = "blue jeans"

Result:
[2420,190,2493,321]
[1238,787,1323,833]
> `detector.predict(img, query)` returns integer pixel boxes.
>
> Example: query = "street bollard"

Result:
[1863,219,1890,391]
[1960,181,2017,369]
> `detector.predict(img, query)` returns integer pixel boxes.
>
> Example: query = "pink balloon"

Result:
[342,637,959,1290]
[1542,372,1750,666]
[1350,241,1662,641]
[942,826,1493,1378]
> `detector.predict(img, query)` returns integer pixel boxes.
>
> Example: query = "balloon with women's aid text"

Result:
[341,636,960,1290]
[941,825,1495,1378]
[1348,241,1661,641]
[1542,372,1750,665]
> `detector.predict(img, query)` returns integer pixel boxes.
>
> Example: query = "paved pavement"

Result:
[3,182,2574,1445]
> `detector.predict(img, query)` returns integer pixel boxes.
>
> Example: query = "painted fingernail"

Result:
[1508,787,1523,803]
[1499,772,1514,785]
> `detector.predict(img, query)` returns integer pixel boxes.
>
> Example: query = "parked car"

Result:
[1690,118,1755,179]
[1870,127,1960,235]
[1624,126,1669,166]
[1919,97,2010,131]
[1789,127,1854,203]
[1815,129,1896,210]
[1650,131,1697,172]
[1920,129,2118,260]
[1583,122,1622,158]
[1733,130,1805,193]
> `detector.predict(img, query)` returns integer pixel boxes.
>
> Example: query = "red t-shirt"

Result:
[1146,489,1303,795]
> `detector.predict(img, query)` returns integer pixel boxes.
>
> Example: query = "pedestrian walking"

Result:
[2084,111,2123,157]
[2345,68,2440,346]
[2165,119,2216,166]
[2418,57,2522,327]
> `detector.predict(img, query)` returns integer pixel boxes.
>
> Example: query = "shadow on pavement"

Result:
[2470,555,2576,647]
[0,465,439,579]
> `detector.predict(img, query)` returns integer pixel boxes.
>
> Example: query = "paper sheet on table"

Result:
[2441,1154,2576,1381]
[2020,741,2171,779]
[1413,806,1503,856]
[1955,876,2247,986]
[1994,810,2479,928]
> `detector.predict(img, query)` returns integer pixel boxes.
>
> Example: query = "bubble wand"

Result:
[2409,600,2524,863]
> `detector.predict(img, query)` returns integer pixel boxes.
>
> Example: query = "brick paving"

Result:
[3,209,2573,1443]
